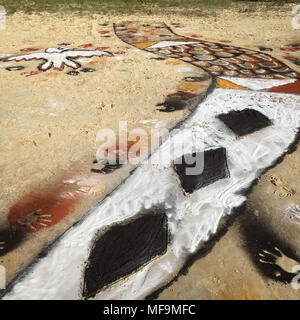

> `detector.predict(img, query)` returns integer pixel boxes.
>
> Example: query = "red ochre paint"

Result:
[280,47,300,52]
[20,70,41,77]
[220,40,232,43]
[267,79,300,95]
[282,55,297,61]
[189,34,201,38]
[99,31,110,35]
[95,46,110,50]
[114,51,126,55]
[8,183,87,233]
[7,138,148,234]
[79,43,94,48]
[20,47,41,53]
[7,135,151,235]
[131,36,149,43]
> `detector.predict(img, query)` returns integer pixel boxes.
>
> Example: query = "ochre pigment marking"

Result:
[20,70,41,77]
[19,47,42,53]
[165,60,182,66]
[188,34,202,38]
[134,42,158,49]
[280,47,300,52]
[95,46,110,50]
[8,184,85,233]
[79,43,94,48]
[167,91,198,100]
[267,79,300,95]
[177,81,202,92]
[88,60,100,66]
[282,55,297,61]
[114,22,300,80]
[45,72,59,77]
[114,51,126,55]
[216,78,248,90]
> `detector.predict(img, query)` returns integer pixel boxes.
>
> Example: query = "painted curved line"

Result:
[113,22,300,88]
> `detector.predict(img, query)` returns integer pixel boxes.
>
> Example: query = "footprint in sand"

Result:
[267,174,295,198]
[258,246,300,283]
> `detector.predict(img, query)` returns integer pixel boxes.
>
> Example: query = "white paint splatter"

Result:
[175,66,193,73]
[147,41,199,49]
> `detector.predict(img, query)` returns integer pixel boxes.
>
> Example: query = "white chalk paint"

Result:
[147,41,199,49]
[221,76,297,90]
[5,47,112,71]
[175,66,193,73]
[3,84,300,300]
[114,56,126,61]
[283,204,300,225]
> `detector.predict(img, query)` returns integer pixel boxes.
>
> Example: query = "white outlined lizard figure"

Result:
[2,47,112,71]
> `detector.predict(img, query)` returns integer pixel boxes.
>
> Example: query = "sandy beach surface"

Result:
[0,3,300,299]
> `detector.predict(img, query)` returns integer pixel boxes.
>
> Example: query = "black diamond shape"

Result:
[82,208,168,299]
[174,147,229,194]
[217,109,272,137]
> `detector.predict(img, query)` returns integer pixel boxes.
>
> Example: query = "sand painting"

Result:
[3,47,113,71]
[0,21,300,300]
[114,22,299,81]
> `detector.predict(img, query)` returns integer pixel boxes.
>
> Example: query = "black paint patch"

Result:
[150,57,166,60]
[81,67,96,72]
[82,208,168,299]
[67,70,80,76]
[239,212,300,285]
[183,75,210,82]
[292,60,300,66]
[287,43,300,48]
[0,228,24,256]
[174,148,230,194]
[258,46,273,52]
[91,164,123,174]
[6,66,25,71]
[58,43,71,46]
[156,98,186,112]
[217,109,272,137]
